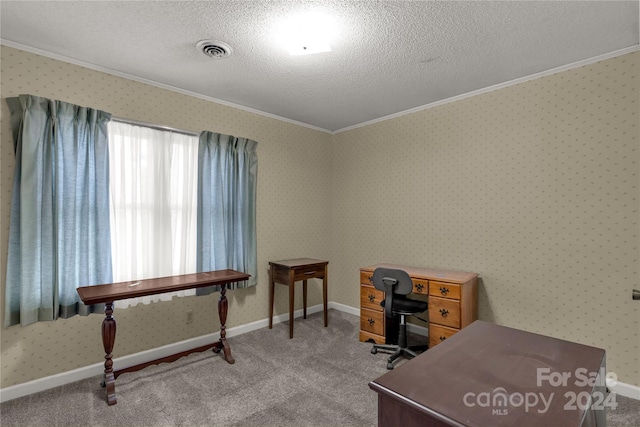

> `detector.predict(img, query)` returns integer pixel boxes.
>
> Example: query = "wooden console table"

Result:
[77,269,250,406]
[369,321,607,427]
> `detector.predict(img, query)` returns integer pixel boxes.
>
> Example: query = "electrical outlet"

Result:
[186,310,194,324]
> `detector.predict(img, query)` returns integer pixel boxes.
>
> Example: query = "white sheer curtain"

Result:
[108,121,198,308]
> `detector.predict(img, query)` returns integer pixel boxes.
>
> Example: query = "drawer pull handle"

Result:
[305,271,316,275]
[368,318,375,326]
[416,283,424,292]
[439,336,447,341]
[368,275,373,284]
[368,293,375,302]
[439,287,449,296]
[439,309,449,317]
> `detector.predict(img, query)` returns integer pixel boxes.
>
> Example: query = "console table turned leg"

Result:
[212,284,235,364]
[101,301,117,405]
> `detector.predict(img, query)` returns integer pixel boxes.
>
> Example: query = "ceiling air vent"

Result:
[196,40,233,59]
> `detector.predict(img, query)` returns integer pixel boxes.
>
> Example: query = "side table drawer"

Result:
[428,296,461,329]
[293,264,326,281]
[429,324,458,348]
[360,284,384,311]
[360,307,385,336]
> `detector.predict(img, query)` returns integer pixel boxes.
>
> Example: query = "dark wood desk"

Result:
[268,258,328,338]
[77,269,250,406]
[369,320,607,427]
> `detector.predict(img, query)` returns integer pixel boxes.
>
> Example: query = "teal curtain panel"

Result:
[4,95,113,327]
[196,131,258,294]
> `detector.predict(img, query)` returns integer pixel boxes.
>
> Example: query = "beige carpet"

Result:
[1,310,638,426]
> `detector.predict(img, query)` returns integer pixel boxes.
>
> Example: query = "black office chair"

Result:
[370,267,428,369]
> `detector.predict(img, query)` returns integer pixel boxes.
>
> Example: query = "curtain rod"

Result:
[112,116,198,137]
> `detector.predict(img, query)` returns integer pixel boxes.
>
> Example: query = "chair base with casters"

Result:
[371,303,428,369]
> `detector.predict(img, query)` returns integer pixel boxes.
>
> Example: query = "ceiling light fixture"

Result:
[278,11,336,56]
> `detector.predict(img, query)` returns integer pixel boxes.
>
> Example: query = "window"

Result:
[108,121,198,307]
[6,95,257,326]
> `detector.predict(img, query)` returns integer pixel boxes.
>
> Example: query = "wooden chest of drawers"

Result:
[359,264,478,347]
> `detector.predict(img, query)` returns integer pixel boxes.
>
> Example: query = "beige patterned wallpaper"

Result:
[0,45,332,388]
[330,51,639,387]
[1,46,638,390]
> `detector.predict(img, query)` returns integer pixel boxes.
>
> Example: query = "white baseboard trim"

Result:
[2,303,639,402]
[328,301,359,316]
[407,322,429,337]
[608,379,640,400]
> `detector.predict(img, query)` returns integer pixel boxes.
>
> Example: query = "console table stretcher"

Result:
[77,269,250,406]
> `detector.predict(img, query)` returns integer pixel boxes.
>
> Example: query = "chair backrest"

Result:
[372,267,413,317]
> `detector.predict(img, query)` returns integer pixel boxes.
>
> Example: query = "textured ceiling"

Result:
[1,1,638,132]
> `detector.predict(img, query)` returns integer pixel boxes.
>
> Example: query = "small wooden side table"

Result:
[269,258,329,338]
